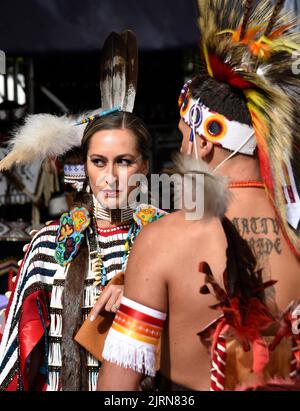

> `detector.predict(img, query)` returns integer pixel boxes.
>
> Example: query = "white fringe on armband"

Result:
[102,296,166,377]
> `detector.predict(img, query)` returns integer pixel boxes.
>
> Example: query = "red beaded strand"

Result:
[228,181,265,189]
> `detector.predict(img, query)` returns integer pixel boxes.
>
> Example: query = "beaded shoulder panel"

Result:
[133,204,167,235]
[54,207,91,266]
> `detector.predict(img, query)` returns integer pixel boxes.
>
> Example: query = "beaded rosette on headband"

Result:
[0,30,138,191]
[179,0,300,254]
[178,80,256,156]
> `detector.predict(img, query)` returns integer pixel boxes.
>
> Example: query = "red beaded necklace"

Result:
[228,181,265,189]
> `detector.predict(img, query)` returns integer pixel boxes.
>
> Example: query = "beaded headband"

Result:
[178,81,256,156]
[74,107,121,126]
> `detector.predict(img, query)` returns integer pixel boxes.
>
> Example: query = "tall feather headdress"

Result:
[0,30,138,173]
[185,0,300,254]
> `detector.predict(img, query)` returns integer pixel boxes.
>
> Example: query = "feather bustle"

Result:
[264,0,286,37]
[196,0,300,254]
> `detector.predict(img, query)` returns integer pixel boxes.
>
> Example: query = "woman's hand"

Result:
[89,284,124,321]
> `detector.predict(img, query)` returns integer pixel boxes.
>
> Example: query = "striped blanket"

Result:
[0,222,59,390]
[0,204,167,390]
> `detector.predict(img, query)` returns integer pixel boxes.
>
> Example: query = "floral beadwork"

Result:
[55,207,91,266]
[133,204,167,234]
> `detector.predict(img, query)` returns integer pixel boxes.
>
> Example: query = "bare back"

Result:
[125,211,229,390]
[124,193,300,391]
[159,213,231,390]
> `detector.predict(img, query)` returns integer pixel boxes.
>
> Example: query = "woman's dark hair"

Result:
[189,74,252,126]
[81,111,151,162]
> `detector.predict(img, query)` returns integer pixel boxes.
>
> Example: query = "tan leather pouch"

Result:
[74,272,124,362]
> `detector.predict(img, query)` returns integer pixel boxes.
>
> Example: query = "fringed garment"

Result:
[0,222,133,391]
[207,326,300,391]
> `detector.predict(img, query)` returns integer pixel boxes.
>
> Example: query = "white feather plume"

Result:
[173,154,231,219]
[0,114,86,170]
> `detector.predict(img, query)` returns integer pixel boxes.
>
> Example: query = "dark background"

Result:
[0,0,201,172]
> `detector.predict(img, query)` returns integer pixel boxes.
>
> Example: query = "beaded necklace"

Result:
[228,180,265,189]
[90,219,137,292]
[93,195,134,223]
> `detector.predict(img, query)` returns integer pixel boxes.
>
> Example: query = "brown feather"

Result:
[264,0,286,37]
[240,0,255,40]
[100,32,127,110]
[121,30,138,113]
[100,32,114,110]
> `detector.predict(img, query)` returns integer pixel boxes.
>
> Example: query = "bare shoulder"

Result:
[124,212,227,310]
[132,211,225,252]
[124,213,184,287]
[134,210,195,239]
[126,213,177,266]
[129,211,192,258]
[127,212,225,275]
[123,213,183,311]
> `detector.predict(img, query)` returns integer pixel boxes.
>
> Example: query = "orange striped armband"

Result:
[102,296,167,377]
